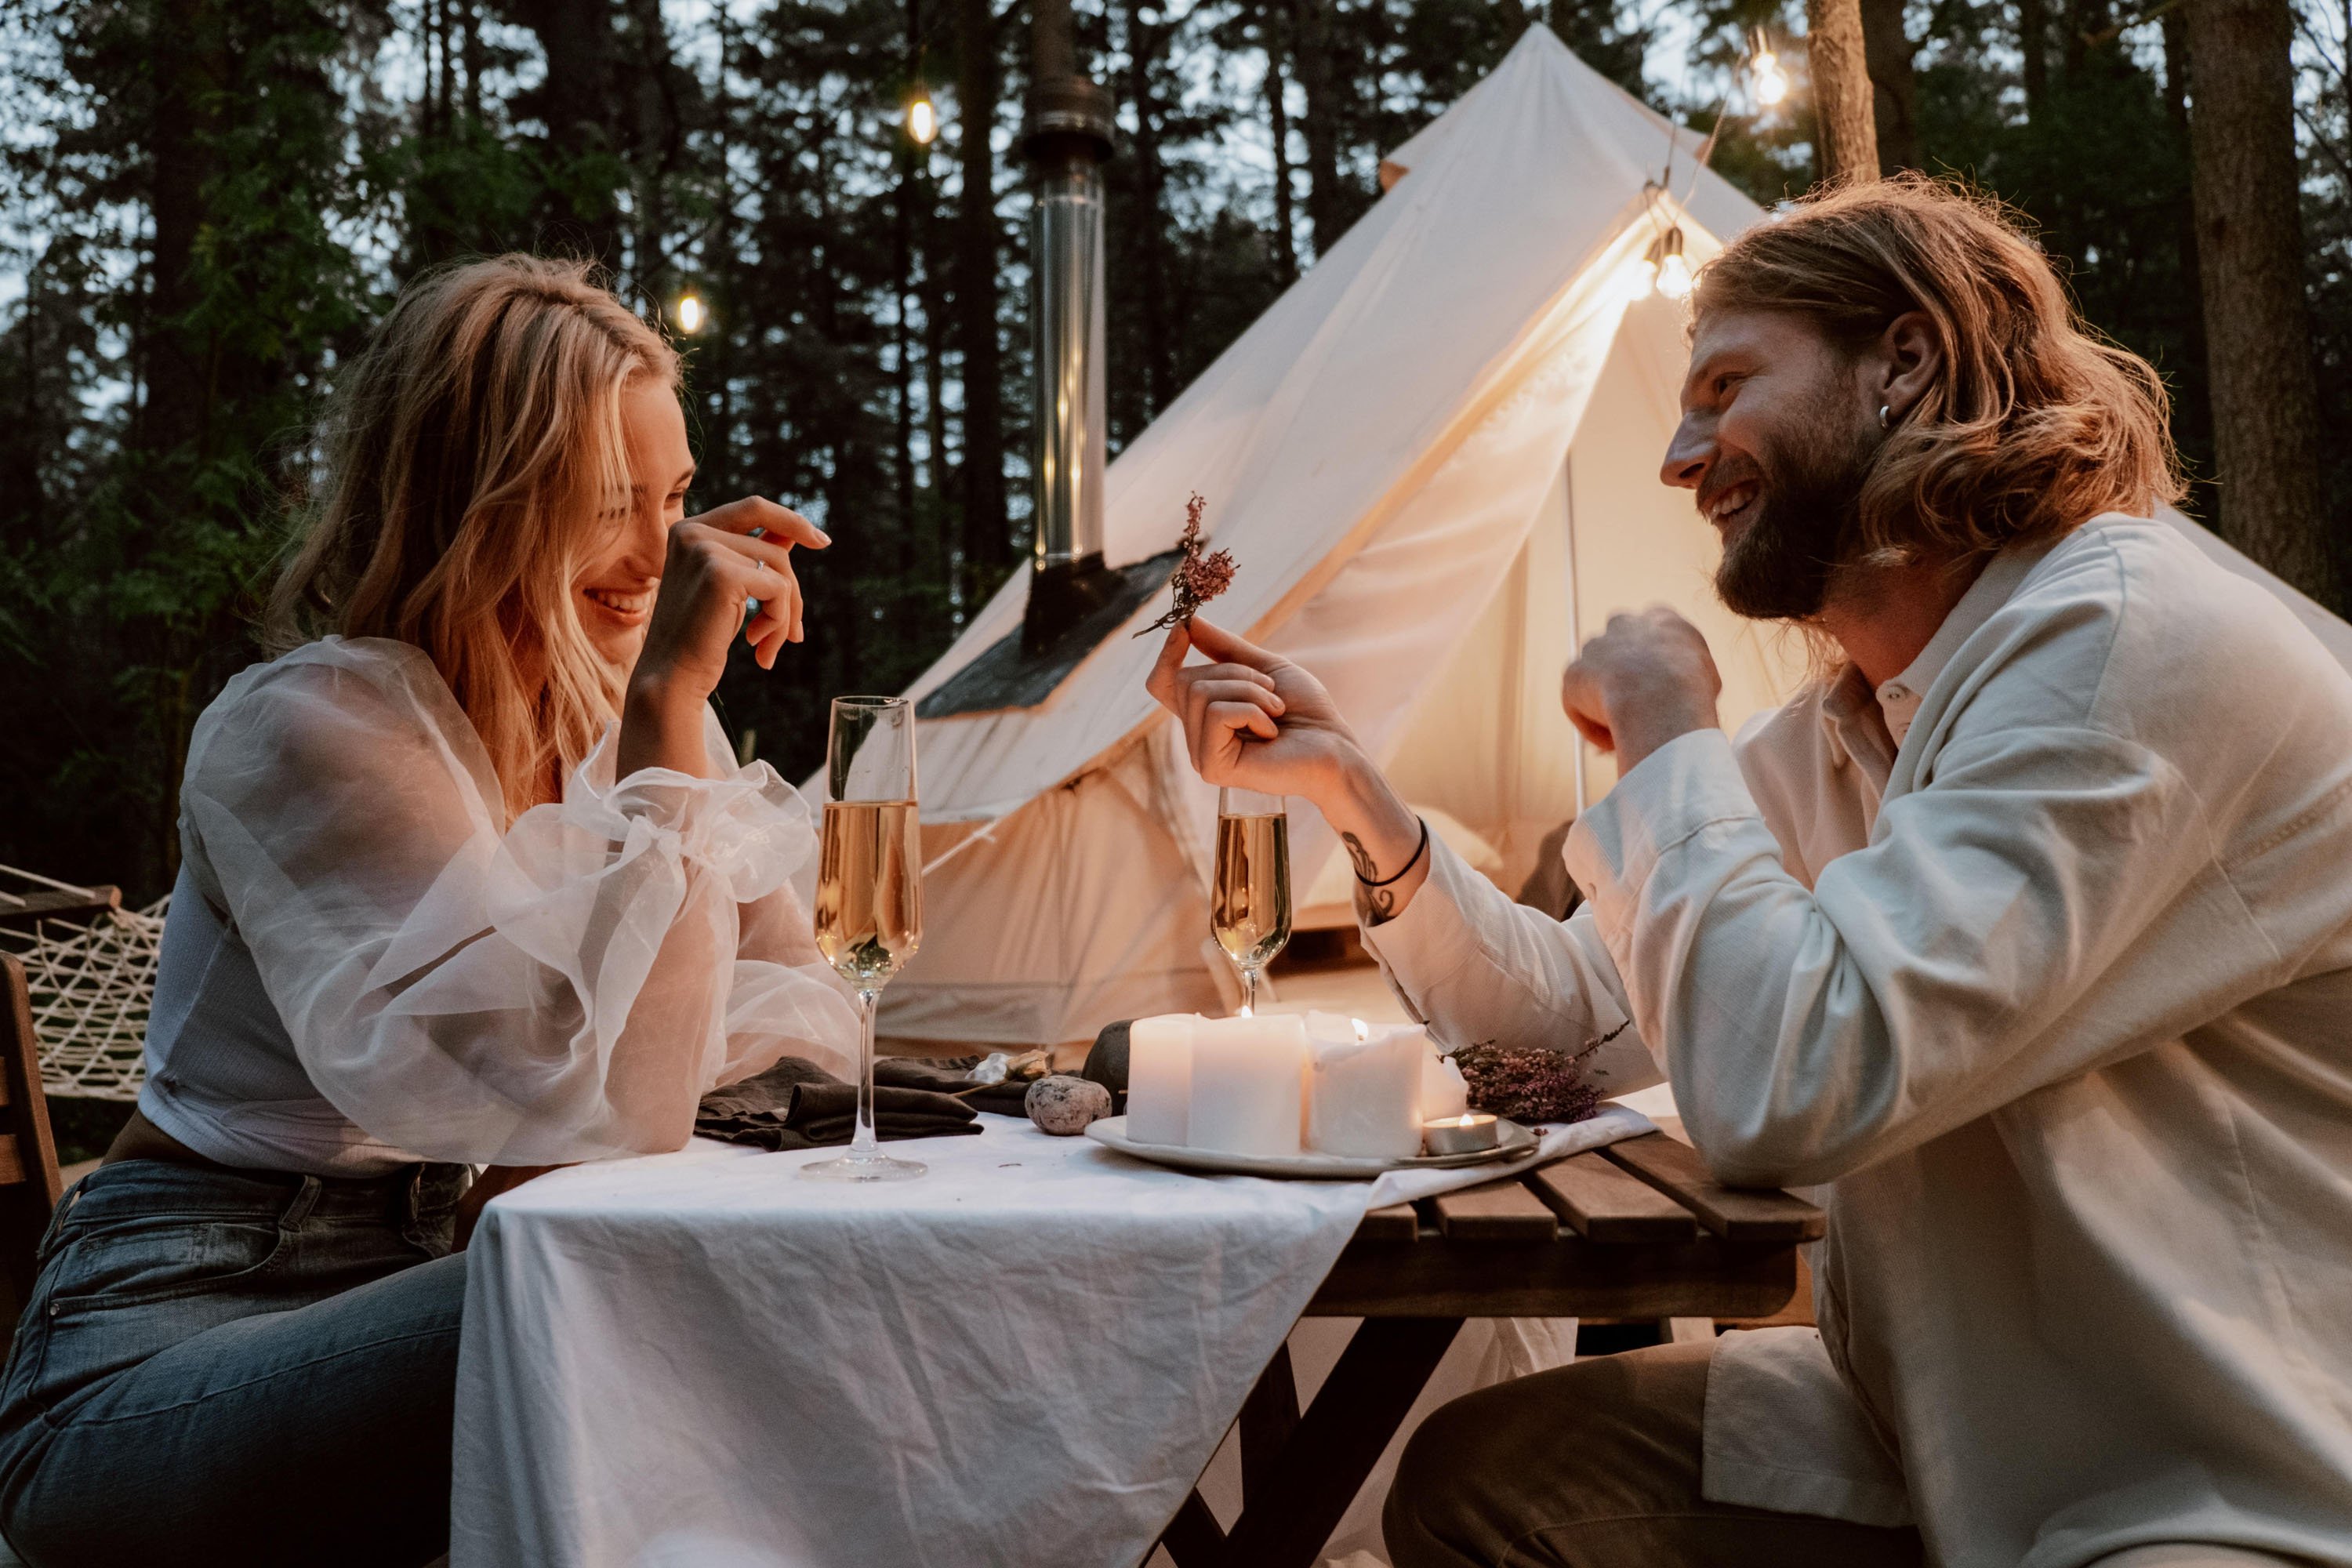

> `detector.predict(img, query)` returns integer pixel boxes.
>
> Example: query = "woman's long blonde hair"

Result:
[1694,175,2183,564]
[270,255,678,821]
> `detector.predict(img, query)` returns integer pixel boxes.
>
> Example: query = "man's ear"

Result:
[1877,311,1941,425]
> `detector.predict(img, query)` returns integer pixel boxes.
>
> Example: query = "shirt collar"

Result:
[1871,543,2052,746]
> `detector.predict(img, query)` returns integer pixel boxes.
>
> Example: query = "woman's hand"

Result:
[622,499,829,779]
[454,1163,567,1250]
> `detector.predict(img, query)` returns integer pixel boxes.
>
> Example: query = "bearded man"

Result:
[1147,178,2352,1567]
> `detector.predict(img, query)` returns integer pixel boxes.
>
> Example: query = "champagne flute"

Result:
[804,695,926,1183]
[1212,786,1291,1015]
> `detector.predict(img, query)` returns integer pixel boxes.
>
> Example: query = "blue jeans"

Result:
[0,1158,469,1568]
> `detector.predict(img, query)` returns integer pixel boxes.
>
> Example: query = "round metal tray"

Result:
[1082,1114,1533,1180]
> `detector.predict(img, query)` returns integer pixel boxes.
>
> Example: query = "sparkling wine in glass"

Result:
[1213,786,1291,1015]
[804,695,926,1183]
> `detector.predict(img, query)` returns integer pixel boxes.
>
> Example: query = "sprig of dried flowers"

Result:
[1450,1021,1628,1125]
[1135,492,1236,636]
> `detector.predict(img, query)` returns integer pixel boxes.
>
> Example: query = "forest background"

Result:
[4,0,2350,909]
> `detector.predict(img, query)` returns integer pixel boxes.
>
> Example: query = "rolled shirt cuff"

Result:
[1563,728,1762,959]
[1356,833,1490,1025]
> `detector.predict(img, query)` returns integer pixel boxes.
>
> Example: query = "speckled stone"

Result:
[1025,1074,1112,1136]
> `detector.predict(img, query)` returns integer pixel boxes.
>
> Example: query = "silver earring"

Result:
[1878,404,1892,429]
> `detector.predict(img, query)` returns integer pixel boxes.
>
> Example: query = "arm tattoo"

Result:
[1344,832,1399,926]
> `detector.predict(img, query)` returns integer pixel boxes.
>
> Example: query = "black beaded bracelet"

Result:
[1358,817,1431,888]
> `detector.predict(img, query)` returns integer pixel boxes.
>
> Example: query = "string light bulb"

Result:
[1750,45,1790,107]
[907,88,938,146]
[1655,227,1694,299]
[676,292,706,335]
[1615,249,1660,303]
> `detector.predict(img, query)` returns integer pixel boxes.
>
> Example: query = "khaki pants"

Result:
[1381,1340,2312,1568]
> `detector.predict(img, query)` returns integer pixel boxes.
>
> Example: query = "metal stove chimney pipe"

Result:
[1020,0,1119,656]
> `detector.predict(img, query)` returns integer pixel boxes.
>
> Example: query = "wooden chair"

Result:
[0,956,64,1340]
[0,883,121,935]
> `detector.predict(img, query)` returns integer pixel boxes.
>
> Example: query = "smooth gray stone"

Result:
[1025,1075,1113,1136]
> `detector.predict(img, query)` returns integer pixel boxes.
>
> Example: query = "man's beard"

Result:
[1712,416,1879,621]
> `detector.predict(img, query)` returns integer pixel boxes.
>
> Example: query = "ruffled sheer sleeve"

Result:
[178,637,860,1165]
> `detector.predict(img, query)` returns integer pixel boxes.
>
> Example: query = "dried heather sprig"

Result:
[1136,492,1237,636]
[1450,1021,1627,1125]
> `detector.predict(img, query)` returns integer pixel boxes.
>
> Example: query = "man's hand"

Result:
[1147,618,1431,913]
[1145,618,1364,797]
[1561,607,1724,775]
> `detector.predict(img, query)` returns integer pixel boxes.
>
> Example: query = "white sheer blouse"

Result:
[139,635,860,1174]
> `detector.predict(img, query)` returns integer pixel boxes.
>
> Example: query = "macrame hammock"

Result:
[0,866,168,1102]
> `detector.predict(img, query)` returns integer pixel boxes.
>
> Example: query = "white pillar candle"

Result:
[1419,1043,1469,1122]
[1303,1011,1359,1043]
[1307,1024,1426,1159]
[1126,1014,1197,1146]
[1188,1013,1307,1157]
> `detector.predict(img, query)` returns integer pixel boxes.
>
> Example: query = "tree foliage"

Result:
[2,0,2347,902]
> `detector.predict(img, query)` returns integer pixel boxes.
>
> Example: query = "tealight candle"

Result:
[1308,1022,1427,1159]
[1419,1048,1469,1122]
[1421,1112,1500,1156]
[1188,1013,1307,1157]
[1126,1014,1198,1146]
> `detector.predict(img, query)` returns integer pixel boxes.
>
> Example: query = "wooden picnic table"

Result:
[1156,1129,1825,1568]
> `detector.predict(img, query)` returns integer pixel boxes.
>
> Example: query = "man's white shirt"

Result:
[1360,516,2352,1566]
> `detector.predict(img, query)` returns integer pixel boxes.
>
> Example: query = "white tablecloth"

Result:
[450,1105,1653,1568]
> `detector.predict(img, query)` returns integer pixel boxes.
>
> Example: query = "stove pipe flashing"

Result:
[1020,74,1119,657]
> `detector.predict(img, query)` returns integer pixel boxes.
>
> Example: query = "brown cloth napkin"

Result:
[870,1055,1036,1116]
[696,1058,982,1151]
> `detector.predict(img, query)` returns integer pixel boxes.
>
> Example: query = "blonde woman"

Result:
[0,256,860,1567]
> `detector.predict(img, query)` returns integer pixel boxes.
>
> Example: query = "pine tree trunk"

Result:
[955,0,1009,586]
[2019,0,2049,118]
[1808,0,1880,183]
[1261,5,1298,284]
[510,0,623,264]
[1859,0,1918,172]
[2185,0,2335,603]
[1289,0,1345,256]
[2160,5,2214,509]
[1123,2,1171,414]
[140,0,216,468]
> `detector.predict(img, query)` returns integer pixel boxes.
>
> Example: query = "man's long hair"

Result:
[1693,175,2183,564]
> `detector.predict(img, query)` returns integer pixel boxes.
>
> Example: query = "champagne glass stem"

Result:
[851,988,880,1159]
[1241,964,1261,1016]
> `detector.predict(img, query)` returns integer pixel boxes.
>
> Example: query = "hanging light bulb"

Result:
[1615,244,1661,303]
[1655,227,1694,299]
[907,88,938,146]
[1750,47,1790,108]
[1618,251,1656,303]
[676,292,706,335]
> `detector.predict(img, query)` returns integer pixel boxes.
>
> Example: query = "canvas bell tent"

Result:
[831,27,1787,1048]
[841,25,2352,1051]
